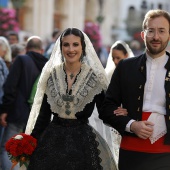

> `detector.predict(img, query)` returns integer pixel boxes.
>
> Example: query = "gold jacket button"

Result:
[138,96,141,100]
[139,85,142,89]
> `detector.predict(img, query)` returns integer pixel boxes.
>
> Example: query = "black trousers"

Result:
[119,148,170,170]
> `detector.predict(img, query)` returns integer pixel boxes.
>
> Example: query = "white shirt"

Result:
[142,53,168,114]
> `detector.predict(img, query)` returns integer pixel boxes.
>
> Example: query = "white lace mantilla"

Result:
[46,63,103,119]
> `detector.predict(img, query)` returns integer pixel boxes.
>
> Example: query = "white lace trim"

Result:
[46,63,103,119]
[148,112,167,144]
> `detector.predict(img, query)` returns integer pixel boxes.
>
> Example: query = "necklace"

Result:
[69,73,74,79]
[65,64,81,80]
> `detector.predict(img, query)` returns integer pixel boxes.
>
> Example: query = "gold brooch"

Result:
[165,77,170,81]
[168,71,170,77]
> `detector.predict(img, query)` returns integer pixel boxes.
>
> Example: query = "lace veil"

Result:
[105,40,134,81]
[25,29,108,134]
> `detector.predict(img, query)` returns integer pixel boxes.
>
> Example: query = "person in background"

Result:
[0,38,10,135]
[11,43,26,63]
[25,28,117,170]
[105,40,134,80]
[0,36,48,170]
[130,39,143,56]
[0,36,12,69]
[101,9,170,170]
[0,36,11,170]
[89,40,134,167]
[7,31,19,45]
[0,36,11,133]
[44,28,61,59]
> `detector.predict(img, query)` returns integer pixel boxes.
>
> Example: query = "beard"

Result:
[145,38,169,55]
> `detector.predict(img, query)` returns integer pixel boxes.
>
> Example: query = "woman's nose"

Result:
[69,45,74,51]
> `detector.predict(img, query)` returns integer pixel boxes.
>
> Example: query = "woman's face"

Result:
[112,49,128,66]
[62,34,82,64]
[0,44,7,58]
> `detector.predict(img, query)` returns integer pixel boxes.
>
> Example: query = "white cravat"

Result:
[143,53,168,144]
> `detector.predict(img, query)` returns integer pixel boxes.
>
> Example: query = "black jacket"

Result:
[101,52,170,144]
[0,51,48,124]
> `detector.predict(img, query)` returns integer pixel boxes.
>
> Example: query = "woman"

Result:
[90,40,134,166]
[25,28,117,170]
[105,40,134,81]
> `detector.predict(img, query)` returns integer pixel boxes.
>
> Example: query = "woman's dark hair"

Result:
[60,28,86,56]
[112,43,127,55]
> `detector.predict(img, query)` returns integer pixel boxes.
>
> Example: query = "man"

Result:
[0,36,48,170]
[101,9,170,170]
[7,31,19,45]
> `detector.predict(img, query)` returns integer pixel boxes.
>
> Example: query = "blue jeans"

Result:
[0,123,25,170]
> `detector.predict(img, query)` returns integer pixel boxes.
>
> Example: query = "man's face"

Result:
[141,16,170,58]
[8,35,18,44]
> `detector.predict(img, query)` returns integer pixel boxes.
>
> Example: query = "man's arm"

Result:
[0,56,22,115]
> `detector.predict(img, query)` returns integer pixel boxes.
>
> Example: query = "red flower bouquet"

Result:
[5,133,37,169]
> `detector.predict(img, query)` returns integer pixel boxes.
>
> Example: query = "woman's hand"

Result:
[114,107,128,116]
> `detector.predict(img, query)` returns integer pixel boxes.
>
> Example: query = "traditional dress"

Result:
[25,30,117,170]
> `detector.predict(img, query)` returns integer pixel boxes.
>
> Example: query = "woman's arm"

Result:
[31,94,52,140]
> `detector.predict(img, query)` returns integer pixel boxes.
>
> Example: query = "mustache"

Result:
[150,40,161,43]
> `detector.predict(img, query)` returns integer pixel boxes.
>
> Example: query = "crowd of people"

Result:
[0,8,170,170]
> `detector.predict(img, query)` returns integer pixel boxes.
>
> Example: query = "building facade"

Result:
[5,0,170,47]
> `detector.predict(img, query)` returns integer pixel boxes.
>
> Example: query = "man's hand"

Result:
[130,121,154,139]
[0,113,8,127]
